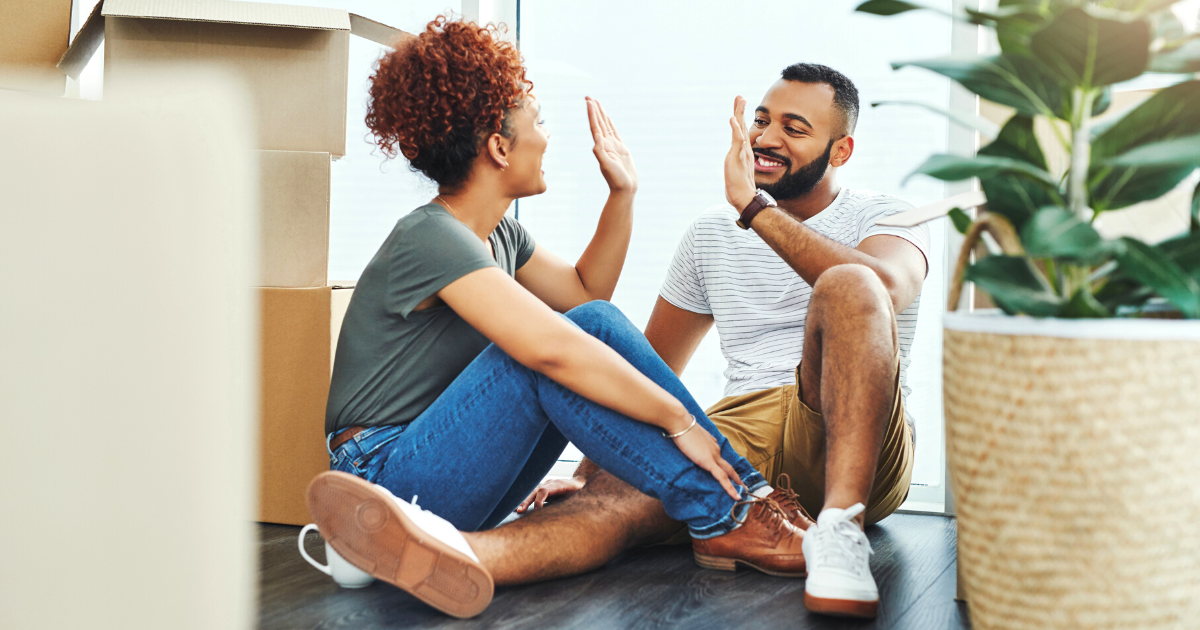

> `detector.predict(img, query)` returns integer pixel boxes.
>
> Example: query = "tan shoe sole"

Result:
[804,592,879,618]
[693,551,807,578]
[306,471,494,619]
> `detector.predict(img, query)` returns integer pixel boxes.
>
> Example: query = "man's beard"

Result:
[756,138,834,201]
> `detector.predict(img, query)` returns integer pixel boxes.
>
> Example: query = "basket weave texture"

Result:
[944,327,1200,630]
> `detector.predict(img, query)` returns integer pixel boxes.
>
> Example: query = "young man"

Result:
[310,63,928,619]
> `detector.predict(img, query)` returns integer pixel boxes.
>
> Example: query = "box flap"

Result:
[0,0,73,94]
[874,190,988,228]
[348,13,414,48]
[103,0,350,31]
[57,0,106,80]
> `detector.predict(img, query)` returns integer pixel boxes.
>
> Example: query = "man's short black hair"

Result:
[780,63,860,137]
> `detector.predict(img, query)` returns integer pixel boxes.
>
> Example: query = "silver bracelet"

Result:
[662,414,697,439]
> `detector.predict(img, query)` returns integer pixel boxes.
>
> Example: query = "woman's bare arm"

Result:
[515,98,637,312]
[439,267,743,499]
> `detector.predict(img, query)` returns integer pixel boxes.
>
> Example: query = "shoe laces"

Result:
[730,495,799,540]
[772,474,816,522]
[811,503,873,575]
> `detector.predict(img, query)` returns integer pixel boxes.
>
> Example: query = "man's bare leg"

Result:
[461,471,681,586]
[798,264,899,526]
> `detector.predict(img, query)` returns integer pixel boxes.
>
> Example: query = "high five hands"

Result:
[724,96,758,212]
[586,96,638,195]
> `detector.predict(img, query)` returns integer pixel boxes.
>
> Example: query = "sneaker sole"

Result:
[804,592,878,618]
[693,552,806,578]
[306,472,494,619]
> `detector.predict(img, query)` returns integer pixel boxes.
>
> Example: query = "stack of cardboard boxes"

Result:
[3,0,411,525]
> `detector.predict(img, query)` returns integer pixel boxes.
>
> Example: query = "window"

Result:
[519,1,960,510]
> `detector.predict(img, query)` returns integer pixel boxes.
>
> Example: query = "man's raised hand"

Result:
[724,96,757,212]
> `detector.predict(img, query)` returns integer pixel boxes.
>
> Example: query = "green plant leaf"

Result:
[1094,275,1156,311]
[1114,236,1200,317]
[1093,86,1112,116]
[949,207,973,234]
[1192,179,1200,233]
[979,114,1047,169]
[1089,80,1200,210]
[973,115,1057,229]
[1021,206,1119,261]
[1030,8,1152,88]
[968,4,1052,56]
[995,0,1063,49]
[906,154,1060,188]
[1150,38,1200,73]
[1107,134,1200,167]
[871,101,1001,138]
[1057,287,1112,318]
[981,174,1054,229]
[855,0,939,16]
[1090,164,1197,211]
[1157,230,1200,280]
[965,255,1063,316]
[893,54,1066,118]
[1093,80,1200,157]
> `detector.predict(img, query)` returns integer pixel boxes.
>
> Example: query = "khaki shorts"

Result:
[663,355,913,544]
[708,358,914,526]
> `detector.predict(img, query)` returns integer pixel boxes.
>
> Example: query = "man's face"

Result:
[748,80,844,201]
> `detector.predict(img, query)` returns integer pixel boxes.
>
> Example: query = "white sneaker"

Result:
[801,503,879,618]
[306,471,494,618]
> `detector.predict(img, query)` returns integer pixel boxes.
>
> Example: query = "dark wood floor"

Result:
[259,513,969,629]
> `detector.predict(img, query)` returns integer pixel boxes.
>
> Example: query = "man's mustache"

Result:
[752,148,791,168]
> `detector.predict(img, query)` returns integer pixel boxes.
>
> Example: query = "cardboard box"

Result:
[259,150,329,288]
[0,0,73,95]
[258,284,354,526]
[59,0,413,156]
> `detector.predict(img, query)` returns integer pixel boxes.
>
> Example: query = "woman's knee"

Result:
[564,300,626,331]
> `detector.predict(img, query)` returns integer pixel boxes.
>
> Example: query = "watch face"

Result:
[757,189,777,206]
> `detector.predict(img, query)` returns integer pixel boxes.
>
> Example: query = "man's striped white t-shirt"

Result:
[660,187,931,402]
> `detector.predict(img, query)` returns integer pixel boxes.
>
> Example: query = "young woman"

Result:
[307,16,805,619]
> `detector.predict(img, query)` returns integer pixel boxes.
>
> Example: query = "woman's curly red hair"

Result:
[366,15,530,190]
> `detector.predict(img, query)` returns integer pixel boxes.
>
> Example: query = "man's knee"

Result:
[810,264,892,320]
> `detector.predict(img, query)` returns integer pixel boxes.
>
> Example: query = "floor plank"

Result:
[259,513,970,629]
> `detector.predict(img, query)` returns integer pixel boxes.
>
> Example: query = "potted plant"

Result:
[856,1,1200,628]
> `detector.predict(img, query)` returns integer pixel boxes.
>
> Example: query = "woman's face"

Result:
[500,96,550,198]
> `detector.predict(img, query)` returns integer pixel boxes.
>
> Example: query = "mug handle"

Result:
[298,524,332,576]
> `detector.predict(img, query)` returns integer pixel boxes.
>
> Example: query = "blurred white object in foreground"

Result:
[0,73,259,630]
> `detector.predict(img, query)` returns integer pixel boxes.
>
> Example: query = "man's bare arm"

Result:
[750,209,927,313]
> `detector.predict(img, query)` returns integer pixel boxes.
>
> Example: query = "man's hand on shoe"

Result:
[515,477,587,513]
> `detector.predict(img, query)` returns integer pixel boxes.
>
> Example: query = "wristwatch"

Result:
[736,189,777,229]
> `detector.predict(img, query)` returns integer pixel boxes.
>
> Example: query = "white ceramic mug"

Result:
[298,524,375,589]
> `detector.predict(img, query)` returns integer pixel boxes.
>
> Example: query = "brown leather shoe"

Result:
[768,474,816,531]
[692,496,807,577]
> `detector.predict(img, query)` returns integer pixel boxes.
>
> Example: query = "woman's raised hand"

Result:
[586,97,638,194]
[671,422,746,501]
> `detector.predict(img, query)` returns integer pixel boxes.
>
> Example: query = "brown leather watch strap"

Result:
[736,191,774,229]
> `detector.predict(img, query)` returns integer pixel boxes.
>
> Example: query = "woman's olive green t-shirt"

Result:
[325,203,535,435]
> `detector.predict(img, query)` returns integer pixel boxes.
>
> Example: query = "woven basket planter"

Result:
[943,312,1200,630]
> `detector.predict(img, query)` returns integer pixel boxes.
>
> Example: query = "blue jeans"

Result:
[327,301,766,538]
